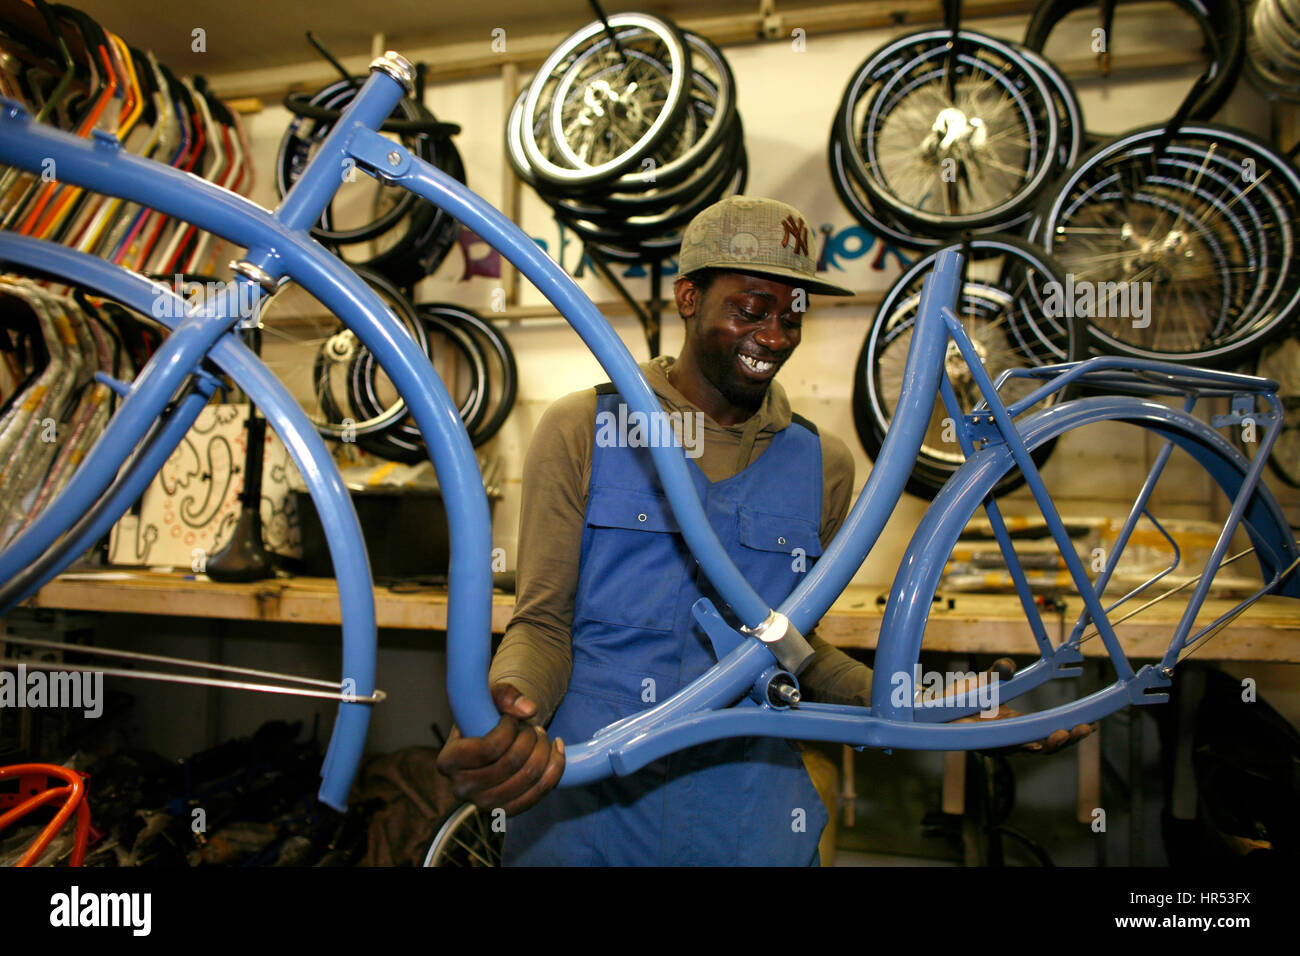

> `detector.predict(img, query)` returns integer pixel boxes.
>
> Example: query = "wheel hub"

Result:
[325,330,358,363]
[1120,223,1194,281]
[923,107,988,162]
[944,337,985,384]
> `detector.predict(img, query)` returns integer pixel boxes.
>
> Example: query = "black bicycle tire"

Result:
[436,303,518,447]
[275,79,427,245]
[836,29,1061,236]
[353,135,467,287]
[542,106,740,222]
[258,265,429,438]
[597,29,736,193]
[351,303,490,462]
[521,12,692,190]
[1029,122,1300,367]
[852,235,1081,500]
[1023,0,1244,125]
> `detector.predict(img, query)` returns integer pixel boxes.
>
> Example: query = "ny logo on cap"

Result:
[781,215,809,257]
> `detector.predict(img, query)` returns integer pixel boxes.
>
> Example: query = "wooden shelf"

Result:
[22,571,1300,663]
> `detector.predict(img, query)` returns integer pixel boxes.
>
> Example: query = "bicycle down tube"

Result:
[2,54,1297,795]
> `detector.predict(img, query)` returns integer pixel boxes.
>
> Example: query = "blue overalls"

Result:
[503,389,830,865]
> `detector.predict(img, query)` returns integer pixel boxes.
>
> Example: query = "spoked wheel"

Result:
[352,303,490,462]
[1030,124,1300,366]
[520,12,691,190]
[422,802,502,867]
[255,267,428,440]
[277,80,466,287]
[880,398,1298,735]
[836,30,1060,236]
[854,236,1080,499]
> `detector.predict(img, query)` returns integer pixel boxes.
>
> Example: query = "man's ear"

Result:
[675,276,699,321]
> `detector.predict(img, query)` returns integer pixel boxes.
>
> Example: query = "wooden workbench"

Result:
[21,570,1300,663]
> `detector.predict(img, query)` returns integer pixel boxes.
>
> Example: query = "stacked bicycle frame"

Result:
[0,1,250,547]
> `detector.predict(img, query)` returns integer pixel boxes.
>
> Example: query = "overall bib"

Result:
[503,389,830,866]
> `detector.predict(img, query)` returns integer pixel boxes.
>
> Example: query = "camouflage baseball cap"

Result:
[677,195,854,296]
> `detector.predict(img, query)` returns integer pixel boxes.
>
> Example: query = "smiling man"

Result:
[437,196,875,866]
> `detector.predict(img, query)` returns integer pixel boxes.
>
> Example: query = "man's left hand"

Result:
[948,658,1096,755]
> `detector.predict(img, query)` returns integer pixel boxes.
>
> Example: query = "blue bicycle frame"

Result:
[1,56,1296,808]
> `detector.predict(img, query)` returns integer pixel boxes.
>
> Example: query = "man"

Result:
[436,195,866,865]
[436,196,1088,865]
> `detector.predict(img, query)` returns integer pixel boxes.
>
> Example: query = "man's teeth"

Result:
[739,354,775,373]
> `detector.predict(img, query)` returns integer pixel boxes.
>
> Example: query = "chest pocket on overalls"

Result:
[736,506,823,606]
[576,488,688,631]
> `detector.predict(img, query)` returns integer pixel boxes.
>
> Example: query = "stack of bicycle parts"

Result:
[1245,0,1300,100]
[0,1,255,276]
[255,268,518,462]
[0,279,136,550]
[507,11,747,265]
[276,52,467,290]
[0,1,249,558]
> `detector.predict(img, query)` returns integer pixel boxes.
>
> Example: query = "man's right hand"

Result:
[435,683,566,816]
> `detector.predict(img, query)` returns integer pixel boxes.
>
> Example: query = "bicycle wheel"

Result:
[837,29,1060,235]
[1245,0,1300,102]
[1030,123,1300,366]
[256,266,428,440]
[879,394,1297,730]
[553,119,744,243]
[853,236,1080,500]
[351,303,490,462]
[1014,46,1085,172]
[422,802,502,867]
[545,99,739,222]
[1024,0,1244,133]
[448,305,518,447]
[828,126,946,250]
[276,79,425,245]
[521,12,691,190]
[596,29,735,195]
[278,81,466,287]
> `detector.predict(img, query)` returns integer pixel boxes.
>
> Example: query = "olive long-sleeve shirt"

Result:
[489,355,873,724]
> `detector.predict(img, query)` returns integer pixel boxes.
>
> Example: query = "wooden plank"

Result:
[25,572,516,633]
[22,573,1300,661]
[208,0,1048,101]
[816,587,1300,662]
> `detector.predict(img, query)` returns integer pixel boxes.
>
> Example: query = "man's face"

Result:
[677,272,804,408]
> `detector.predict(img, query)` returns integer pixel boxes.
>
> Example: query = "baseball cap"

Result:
[676,195,855,296]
